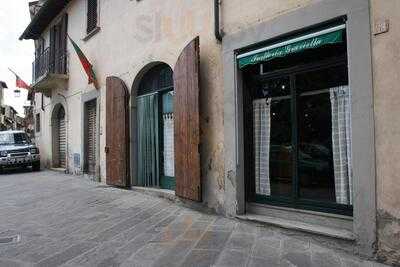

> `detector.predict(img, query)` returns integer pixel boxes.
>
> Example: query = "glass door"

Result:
[246,64,353,215]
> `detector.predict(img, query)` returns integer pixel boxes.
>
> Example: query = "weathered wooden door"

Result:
[173,37,201,201]
[106,76,130,187]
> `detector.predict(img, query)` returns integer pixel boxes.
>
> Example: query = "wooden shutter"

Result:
[49,26,56,73]
[106,76,130,187]
[87,0,98,34]
[54,22,61,73]
[59,14,68,74]
[35,38,44,58]
[173,37,201,201]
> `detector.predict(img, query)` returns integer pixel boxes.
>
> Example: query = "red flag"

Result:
[68,36,99,89]
[8,68,31,90]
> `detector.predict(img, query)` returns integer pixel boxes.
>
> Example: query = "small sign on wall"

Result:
[374,19,390,35]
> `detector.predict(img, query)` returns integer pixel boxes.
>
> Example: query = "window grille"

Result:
[137,64,173,96]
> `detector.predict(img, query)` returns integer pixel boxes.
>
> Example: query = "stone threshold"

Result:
[131,186,177,202]
[49,168,66,173]
[237,213,356,241]
[130,186,216,215]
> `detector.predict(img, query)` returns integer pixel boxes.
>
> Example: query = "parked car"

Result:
[0,130,40,173]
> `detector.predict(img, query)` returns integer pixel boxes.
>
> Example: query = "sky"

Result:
[0,0,34,116]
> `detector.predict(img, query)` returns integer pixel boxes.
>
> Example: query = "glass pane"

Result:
[270,98,292,197]
[257,76,290,98]
[296,65,351,205]
[253,76,292,198]
[298,93,335,202]
[297,65,348,94]
[162,91,175,178]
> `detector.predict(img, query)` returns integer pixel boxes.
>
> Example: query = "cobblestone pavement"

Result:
[0,170,389,267]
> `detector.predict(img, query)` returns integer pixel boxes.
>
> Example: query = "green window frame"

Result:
[242,22,353,216]
[137,64,175,190]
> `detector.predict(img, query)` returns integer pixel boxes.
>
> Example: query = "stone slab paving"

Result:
[0,170,390,267]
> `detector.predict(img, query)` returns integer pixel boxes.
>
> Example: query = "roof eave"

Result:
[19,0,69,40]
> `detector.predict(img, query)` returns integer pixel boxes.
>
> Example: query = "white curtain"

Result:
[330,86,353,205]
[163,113,175,177]
[253,98,272,196]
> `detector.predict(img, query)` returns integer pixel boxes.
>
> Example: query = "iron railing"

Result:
[32,47,68,82]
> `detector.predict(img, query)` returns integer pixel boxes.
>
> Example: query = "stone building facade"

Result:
[20,0,400,265]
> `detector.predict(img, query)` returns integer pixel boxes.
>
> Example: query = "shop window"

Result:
[241,23,352,215]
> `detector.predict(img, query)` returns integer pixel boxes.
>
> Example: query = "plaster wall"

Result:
[35,0,226,209]
[221,0,313,35]
[33,0,366,214]
[34,0,321,212]
[370,0,400,265]
[30,0,400,264]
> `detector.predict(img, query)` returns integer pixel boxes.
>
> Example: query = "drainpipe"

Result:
[214,0,223,42]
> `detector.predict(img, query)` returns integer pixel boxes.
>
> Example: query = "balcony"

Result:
[32,47,68,95]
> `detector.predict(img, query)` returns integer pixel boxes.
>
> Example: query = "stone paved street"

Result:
[0,170,389,267]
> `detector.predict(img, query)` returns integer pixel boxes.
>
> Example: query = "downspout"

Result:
[214,0,223,42]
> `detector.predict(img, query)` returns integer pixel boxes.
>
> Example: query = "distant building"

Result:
[0,81,6,107]
[23,105,34,139]
[0,81,31,132]
[1,105,18,130]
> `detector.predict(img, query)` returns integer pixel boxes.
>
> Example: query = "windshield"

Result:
[0,133,31,145]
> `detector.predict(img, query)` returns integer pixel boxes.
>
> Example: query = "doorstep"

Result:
[236,212,356,241]
[131,186,177,202]
[130,186,216,215]
[49,168,66,173]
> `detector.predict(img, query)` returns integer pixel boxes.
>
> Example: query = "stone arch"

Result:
[130,61,174,97]
[51,103,67,168]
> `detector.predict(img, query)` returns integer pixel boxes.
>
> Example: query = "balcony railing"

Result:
[32,47,68,82]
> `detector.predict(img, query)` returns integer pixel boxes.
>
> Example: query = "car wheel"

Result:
[32,162,40,172]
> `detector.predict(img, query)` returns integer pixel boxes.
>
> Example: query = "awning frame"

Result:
[237,24,346,60]
[236,24,346,69]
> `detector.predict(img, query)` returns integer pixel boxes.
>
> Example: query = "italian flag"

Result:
[8,68,31,90]
[68,36,99,89]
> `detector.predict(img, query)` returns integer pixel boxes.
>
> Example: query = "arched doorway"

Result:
[52,104,66,168]
[136,63,175,190]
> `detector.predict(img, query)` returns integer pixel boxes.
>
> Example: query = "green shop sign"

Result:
[238,29,344,69]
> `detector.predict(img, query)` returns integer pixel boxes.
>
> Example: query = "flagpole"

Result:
[8,67,18,77]
[67,35,99,90]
